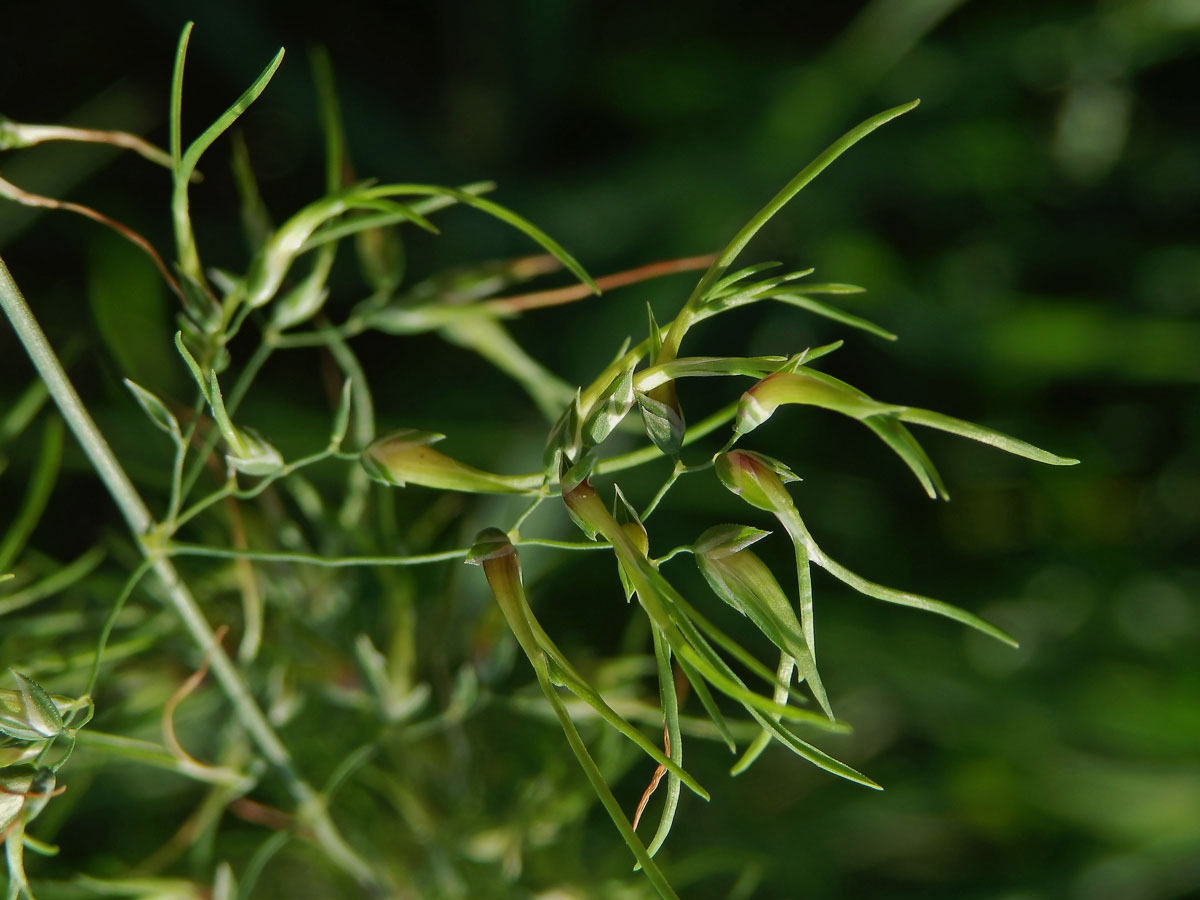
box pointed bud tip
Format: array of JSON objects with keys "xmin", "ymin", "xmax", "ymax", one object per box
[{"xmin": 466, "ymin": 527, "xmax": 516, "ymax": 566}]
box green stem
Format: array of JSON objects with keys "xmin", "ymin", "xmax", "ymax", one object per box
[
  {"xmin": 0, "ymin": 255, "xmax": 380, "ymax": 890},
  {"xmin": 655, "ymin": 100, "xmax": 920, "ymax": 367}
]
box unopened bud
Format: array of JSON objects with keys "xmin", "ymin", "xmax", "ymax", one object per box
[
  {"xmin": 735, "ymin": 372, "xmax": 904, "ymax": 435},
  {"xmin": 714, "ymin": 450, "xmax": 799, "ymax": 513},
  {"xmin": 0, "ymin": 671, "xmax": 64, "ymax": 742},
  {"xmin": 363, "ymin": 429, "xmax": 536, "ymax": 495}
]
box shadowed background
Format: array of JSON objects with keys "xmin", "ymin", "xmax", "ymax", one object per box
[{"xmin": 1, "ymin": 2, "xmax": 1198, "ymax": 898}]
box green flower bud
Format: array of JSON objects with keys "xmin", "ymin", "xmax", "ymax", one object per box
[
  {"xmin": 636, "ymin": 390, "xmax": 685, "ymax": 457},
  {"xmin": 0, "ymin": 766, "xmax": 57, "ymax": 834},
  {"xmin": 0, "ymin": 671, "xmax": 64, "ymax": 742},
  {"xmin": 613, "ymin": 486, "xmax": 649, "ymax": 601},
  {"xmin": 714, "ymin": 450, "xmax": 799, "ymax": 513},
  {"xmin": 584, "ymin": 362, "xmax": 635, "ymax": 445},
  {"xmin": 466, "ymin": 528, "xmax": 541, "ymax": 663},
  {"xmin": 226, "ymin": 428, "xmax": 284, "ymax": 477},
  {"xmin": 694, "ymin": 525, "xmax": 832, "ymax": 720},
  {"xmin": 363, "ymin": 429, "xmax": 537, "ymax": 495},
  {"xmin": 0, "ymin": 744, "xmax": 42, "ymax": 768},
  {"xmin": 734, "ymin": 372, "xmax": 904, "ymax": 435}
]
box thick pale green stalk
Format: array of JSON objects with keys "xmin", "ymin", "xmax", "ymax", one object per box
[{"xmin": 0, "ymin": 256, "xmax": 379, "ymax": 890}]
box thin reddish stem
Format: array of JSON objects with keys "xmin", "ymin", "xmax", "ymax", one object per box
[{"xmin": 486, "ymin": 254, "xmax": 717, "ymax": 314}]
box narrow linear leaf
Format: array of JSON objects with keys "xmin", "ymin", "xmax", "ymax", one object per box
[
  {"xmin": 177, "ymin": 49, "xmax": 286, "ymax": 188},
  {"xmin": 546, "ymin": 656, "xmax": 709, "ymax": 801},
  {"xmin": 329, "ymin": 380, "xmax": 353, "ymax": 449},
  {"xmin": 731, "ymin": 654, "xmax": 795, "ymax": 775},
  {"xmin": 813, "ymin": 548, "xmax": 1019, "ymax": 647},
  {"xmin": 0, "ymin": 416, "xmax": 62, "ymax": 572},
  {"xmin": 300, "ymin": 181, "xmax": 496, "ymax": 252},
  {"xmin": 786, "ymin": 366, "xmax": 947, "ymax": 498},
  {"xmin": 206, "ymin": 370, "xmax": 245, "ymax": 456},
  {"xmin": 364, "ymin": 184, "xmax": 598, "ymax": 293},
  {"xmin": 862, "ymin": 417, "xmax": 948, "ymax": 500},
  {"xmin": 897, "ymin": 407, "xmax": 1080, "ymax": 466},
  {"xmin": 664, "ymin": 585, "xmax": 830, "ymax": 721},
  {"xmin": 748, "ymin": 709, "xmax": 880, "ymax": 789},
  {"xmin": 168, "ymin": 22, "xmax": 193, "ymax": 169},
  {"xmin": 713, "ymin": 100, "xmax": 919, "ymax": 271},
  {"xmin": 674, "ymin": 655, "xmax": 736, "ymax": 753},
  {"xmin": 535, "ymin": 666, "xmax": 681, "ymax": 900},
  {"xmin": 641, "ymin": 626, "xmax": 683, "ymax": 862},
  {"xmin": 771, "ymin": 290, "xmax": 897, "ymax": 340},
  {"xmin": 173, "ymin": 331, "xmax": 210, "ymax": 402},
  {"xmin": 708, "ymin": 262, "xmax": 781, "ymax": 297}
]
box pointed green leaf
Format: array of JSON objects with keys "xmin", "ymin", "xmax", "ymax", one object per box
[
  {"xmin": 771, "ymin": 289, "xmax": 897, "ymax": 340},
  {"xmin": 585, "ymin": 360, "xmax": 636, "ymax": 444},
  {"xmin": 361, "ymin": 184, "xmax": 598, "ymax": 294},
  {"xmin": 707, "ymin": 261, "xmax": 781, "ymax": 298},
  {"xmin": 230, "ymin": 131, "xmax": 273, "ymax": 253},
  {"xmin": 329, "ymin": 379, "xmax": 353, "ymax": 449},
  {"xmin": 636, "ymin": 390, "xmax": 685, "ymax": 457},
  {"xmin": 862, "ymin": 417, "xmax": 948, "ymax": 500},
  {"xmin": 646, "ymin": 303, "xmax": 662, "ymax": 360},
  {"xmin": 207, "ymin": 370, "xmax": 246, "ymax": 455},
  {"xmin": 534, "ymin": 667, "xmax": 681, "ymax": 900},
  {"xmin": 747, "ymin": 711, "xmax": 879, "ymax": 789},
  {"xmin": 813, "ymin": 547, "xmax": 1018, "ymax": 647},
  {"xmin": 731, "ymin": 654, "xmax": 795, "ymax": 775},
  {"xmin": 11, "ymin": 671, "xmax": 63, "ymax": 739},
  {"xmin": 173, "ymin": 331, "xmax": 211, "ymax": 402},
  {"xmin": 271, "ymin": 243, "xmax": 335, "ymax": 331},
  {"xmin": 640, "ymin": 626, "xmax": 682, "ymax": 863},
  {"xmin": 546, "ymin": 656, "xmax": 709, "ymax": 801},
  {"xmin": 898, "ymin": 407, "xmax": 1080, "ymax": 466},
  {"xmin": 123, "ymin": 379, "xmax": 181, "ymax": 440},
  {"xmin": 674, "ymin": 655, "xmax": 737, "ymax": 753}
]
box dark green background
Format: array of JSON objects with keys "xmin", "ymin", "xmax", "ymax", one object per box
[{"xmin": 2, "ymin": 2, "xmax": 1197, "ymax": 898}]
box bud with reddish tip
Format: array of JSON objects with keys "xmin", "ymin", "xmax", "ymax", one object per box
[
  {"xmin": 363, "ymin": 429, "xmax": 538, "ymax": 495},
  {"xmin": 466, "ymin": 528, "xmax": 541, "ymax": 661},
  {"xmin": 714, "ymin": 450, "xmax": 799, "ymax": 513},
  {"xmin": 734, "ymin": 371, "xmax": 904, "ymax": 435}
]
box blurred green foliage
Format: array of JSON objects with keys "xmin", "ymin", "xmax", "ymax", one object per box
[{"xmin": 2, "ymin": 1, "xmax": 1198, "ymax": 898}]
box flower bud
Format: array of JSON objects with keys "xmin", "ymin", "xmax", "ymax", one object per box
[
  {"xmin": 734, "ymin": 372, "xmax": 904, "ymax": 435},
  {"xmin": 694, "ymin": 525, "xmax": 832, "ymax": 719},
  {"xmin": 363, "ymin": 429, "xmax": 536, "ymax": 494},
  {"xmin": 0, "ymin": 671, "xmax": 64, "ymax": 742},
  {"xmin": 714, "ymin": 450, "xmax": 799, "ymax": 513},
  {"xmin": 227, "ymin": 428, "xmax": 284, "ymax": 477},
  {"xmin": 612, "ymin": 486, "xmax": 649, "ymax": 601},
  {"xmin": 0, "ymin": 766, "xmax": 57, "ymax": 833},
  {"xmin": 466, "ymin": 528, "xmax": 540, "ymax": 663},
  {"xmin": 636, "ymin": 390, "xmax": 685, "ymax": 457}
]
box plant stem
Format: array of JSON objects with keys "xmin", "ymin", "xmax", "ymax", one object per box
[{"xmin": 0, "ymin": 255, "xmax": 380, "ymax": 891}]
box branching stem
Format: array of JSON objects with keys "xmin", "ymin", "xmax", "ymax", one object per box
[{"xmin": 0, "ymin": 255, "xmax": 381, "ymax": 890}]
